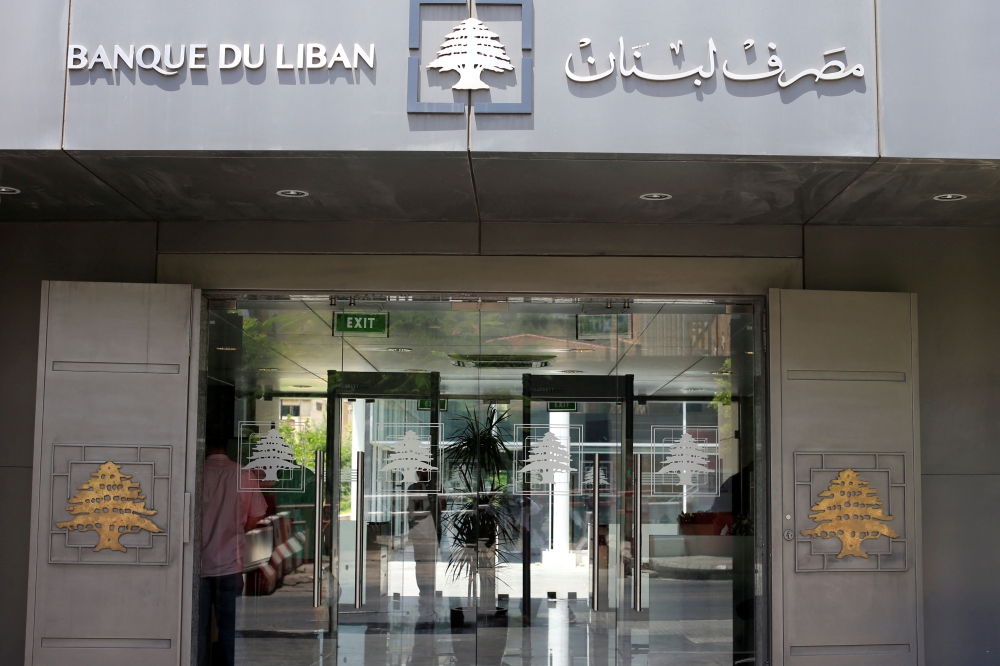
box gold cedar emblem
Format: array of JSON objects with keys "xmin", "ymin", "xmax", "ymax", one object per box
[
  {"xmin": 56, "ymin": 461, "xmax": 162, "ymax": 552},
  {"xmin": 800, "ymin": 468, "xmax": 899, "ymax": 558}
]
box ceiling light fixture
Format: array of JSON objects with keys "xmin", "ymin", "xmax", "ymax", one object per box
[
  {"xmin": 561, "ymin": 369, "xmax": 584, "ymax": 374},
  {"xmin": 451, "ymin": 354, "xmax": 554, "ymax": 369},
  {"xmin": 258, "ymin": 367, "xmax": 278, "ymax": 372},
  {"xmin": 640, "ymin": 193, "xmax": 672, "ymax": 201},
  {"xmin": 405, "ymin": 369, "xmax": 426, "ymax": 373},
  {"xmin": 682, "ymin": 388, "xmax": 702, "ymax": 392},
  {"xmin": 291, "ymin": 384, "xmax": 312, "ymax": 388},
  {"xmin": 215, "ymin": 347, "xmax": 237, "ymax": 351},
  {"xmin": 568, "ymin": 349, "xmax": 594, "ymax": 353},
  {"xmin": 0, "ymin": 186, "xmax": 21, "ymax": 194},
  {"xmin": 385, "ymin": 347, "xmax": 412, "ymax": 352},
  {"xmin": 933, "ymin": 193, "xmax": 967, "ymax": 202},
  {"xmin": 276, "ymin": 189, "xmax": 309, "ymax": 198}
]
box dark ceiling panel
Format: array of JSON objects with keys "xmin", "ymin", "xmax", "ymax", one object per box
[
  {"xmin": 471, "ymin": 156, "xmax": 874, "ymax": 224},
  {"xmin": 69, "ymin": 152, "xmax": 479, "ymax": 222},
  {"xmin": 809, "ymin": 160, "xmax": 1000, "ymax": 226},
  {"xmin": 0, "ymin": 151, "xmax": 149, "ymax": 221}
]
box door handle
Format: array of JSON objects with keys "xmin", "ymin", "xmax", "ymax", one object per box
[
  {"xmin": 313, "ymin": 450, "xmax": 325, "ymax": 608},
  {"xmin": 354, "ymin": 451, "xmax": 365, "ymax": 609},
  {"xmin": 633, "ymin": 452, "xmax": 641, "ymax": 612},
  {"xmin": 591, "ymin": 452, "xmax": 600, "ymax": 612}
]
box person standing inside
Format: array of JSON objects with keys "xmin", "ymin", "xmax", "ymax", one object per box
[{"xmin": 199, "ymin": 441, "xmax": 268, "ymax": 666}]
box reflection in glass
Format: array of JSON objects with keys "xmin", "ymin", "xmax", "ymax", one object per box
[{"xmin": 200, "ymin": 297, "xmax": 764, "ymax": 666}]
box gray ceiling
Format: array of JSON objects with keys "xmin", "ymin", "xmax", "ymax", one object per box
[{"xmin": 1, "ymin": 151, "xmax": 997, "ymax": 228}]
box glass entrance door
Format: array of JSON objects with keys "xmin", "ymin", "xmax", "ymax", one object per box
[
  {"xmin": 503, "ymin": 374, "xmax": 632, "ymax": 666},
  {"xmin": 333, "ymin": 371, "xmax": 450, "ymax": 666},
  {"xmin": 201, "ymin": 295, "xmax": 764, "ymax": 666}
]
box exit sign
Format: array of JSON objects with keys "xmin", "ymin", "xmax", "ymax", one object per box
[
  {"xmin": 334, "ymin": 312, "xmax": 388, "ymax": 337},
  {"xmin": 547, "ymin": 402, "xmax": 577, "ymax": 412},
  {"xmin": 417, "ymin": 399, "xmax": 448, "ymax": 411}
]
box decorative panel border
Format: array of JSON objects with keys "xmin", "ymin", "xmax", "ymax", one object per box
[
  {"xmin": 794, "ymin": 452, "xmax": 906, "ymax": 572},
  {"xmin": 50, "ymin": 444, "xmax": 171, "ymax": 565}
]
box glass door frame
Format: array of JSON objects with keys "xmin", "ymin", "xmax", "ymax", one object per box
[
  {"xmin": 328, "ymin": 370, "xmax": 442, "ymax": 636},
  {"xmin": 520, "ymin": 373, "xmax": 635, "ymax": 619}
]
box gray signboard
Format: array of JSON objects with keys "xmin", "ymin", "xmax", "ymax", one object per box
[{"xmin": 59, "ymin": 0, "xmax": 877, "ymax": 156}]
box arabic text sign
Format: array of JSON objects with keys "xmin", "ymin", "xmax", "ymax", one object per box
[{"xmin": 566, "ymin": 36, "xmax": 863, "ymax": 90}]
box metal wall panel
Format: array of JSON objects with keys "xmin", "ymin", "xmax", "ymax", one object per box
[
  {"xmin": 58, "ymin": 0, "xmax": 875, "ymax": 156},
  {"xmin": 62, "ymin": 0, "xmax": 467, "ymax": 151},
  {"xmin": 470, "ymin": 0, "xmax": 877, "ymax": 156},
  {"xmin": 156, "ymin": 253, "xmax": 803, "ymax": 294},
  {"xmin": 24, "ymin": 282, "xmax": 198, "ymax": 665},
  {"xmin": 0, "ymin": 5, "xmax": 70, "ymax": 149},
  {"xmin": 878, "ymin": 2, "xmax": 1000, "ymax": 158},
  {"xmin": 769, "ymin": 289, "xmax": 923, "ymax": 666}
]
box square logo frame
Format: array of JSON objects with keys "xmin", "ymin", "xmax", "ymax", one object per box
[{"xmin": 407, "ymin": 0, "xmax": 533, "ymax": 114}]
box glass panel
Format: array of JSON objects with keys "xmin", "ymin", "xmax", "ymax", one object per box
[
  {"xmin": 475, "ymin": 304, "xmax": 625, "ymax": 666},
  {"xmin": 200, "ymin": 301, "xmax": 337, "ymax": 666},
  {"xmin": 199, "ymin": 295, "xmax": 765, "ymax": 666},
  {"xmin": 619, "ymin": 304, "xmax": 763, "ymax": 666},
  {"xmin": 334, "ymin": 301, "xmax": 482, "ymax": 666}
]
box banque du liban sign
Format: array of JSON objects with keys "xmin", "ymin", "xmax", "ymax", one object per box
[
  {"xmin": 66, "ymin": 15, "xmax": 865, "ymax": 112},
  {"xmin": 67, "ymin": 43, "xmax": 376, "ymax": 76}
]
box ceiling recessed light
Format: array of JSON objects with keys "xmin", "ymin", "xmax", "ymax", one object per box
[
  {"xmin": 385, "ymin": 347, "xmax": 412, "ymax": 352},
  {"xmin": 640, "ymin": 193, "xmax": 672, "ymax": 201},
  {"xmin": 451, "ymin": 354, "xmax": 554, "ymax": 369},
  {"xmin": 277, "ymin": 189, "xmax": 310, "ymax": 198},
  {"xmin": 933, "ymin": 193, "xmax": 967, "ymax": 202},
  {"xmin": 0, "ymin": 186, "xmax": 20, "ymax": 194}
]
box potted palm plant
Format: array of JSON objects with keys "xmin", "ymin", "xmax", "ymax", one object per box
[{"xmin": 444, "ymin": 405, "xmax": 519, "ymax": 666}]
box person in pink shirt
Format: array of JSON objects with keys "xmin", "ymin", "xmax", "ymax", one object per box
[{"xmin": 199, "ymin": 442, "xmax": 267, "ymax": 666}]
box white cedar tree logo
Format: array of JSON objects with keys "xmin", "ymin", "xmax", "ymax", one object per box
[
  {"xmin": 800, "ymin": 468, "xmax": 900, "ymax": 558},
  {"xmin": 381, "ymin": 430, "xmax": 436, "ymax": 484},
  {"xmin": 56, "ymin": 461, "xmax": 162, "ymax": 552},
  {"xmin": 657, "ymin": 433, "xmax": 712, "ymax": 486},
  {"xmin": 520, "ymin": 431, "xmax": 575, "ymax": 484},
  {"xmin": 245, "ymin": 427, "xmax": 299, "ymax": 482},
  {"xmin": 583, "ymin": 465, "xmax": 610, "ymax": 489},
  {"xmin": 427, "ymin": 17, "xmax": 514, "ymax": 90}
]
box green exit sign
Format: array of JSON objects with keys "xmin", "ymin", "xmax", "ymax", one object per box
[
  {"xmin": 334, "ymin": 312, "xmax": 388, "ymax": 337},
  {"xmin": 547, "ymin": 402, "xmax": 577, "ymax": 412},
  {"xmin": 417, "ymin": 399, "xmax": 448, "ymax": 411}
]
